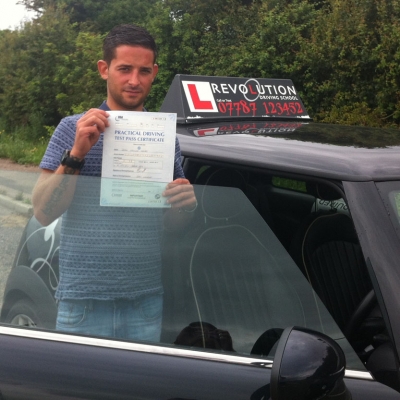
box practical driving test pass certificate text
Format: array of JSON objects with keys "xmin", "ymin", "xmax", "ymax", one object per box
[{"xmin": 100, "ymin": 111, "xmax": 177, "ymax": 208}]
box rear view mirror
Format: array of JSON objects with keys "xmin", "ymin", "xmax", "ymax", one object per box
[{"xmin": 271, "ymin": 326, "xmax": 352, "ymax": 400}]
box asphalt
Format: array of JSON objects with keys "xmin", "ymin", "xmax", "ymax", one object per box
[
  {"xmin": 0, "ymin": 191, "xmax": 33, "ymax": 217},
  {"xmin": 0, "ymin": 170, "xmax": 39, "ymax": 217}
]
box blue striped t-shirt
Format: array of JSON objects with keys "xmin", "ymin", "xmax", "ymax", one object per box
[{"xmin": 40, "ymin": 102, "xmax": 185, "ymax": 300}]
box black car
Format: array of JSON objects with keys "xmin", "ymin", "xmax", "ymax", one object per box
[{"xmin": 1, "ymin": 75, "xmax": 400, "ymax": 399}]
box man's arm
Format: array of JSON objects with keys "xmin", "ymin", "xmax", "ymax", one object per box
[
  {"xmin": 32, "ymin": 167, "xmax": 80, "ymax": 226},
  {"xmin": 33, "ymin": 109, "xmax": 109, "ymax": 226}
]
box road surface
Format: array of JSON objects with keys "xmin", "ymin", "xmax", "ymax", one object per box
[
  {"xmin": 0, "ymin": 204, "xmax": 29, "ymax": 309},
  {"xmin": 0, "ymin": 166, "xmax": 38, "ymax": 309}
]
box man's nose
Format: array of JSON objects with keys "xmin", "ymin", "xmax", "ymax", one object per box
[{"xmin": 128, "ymin": 72, "xmax": 140, "ymax": 86}]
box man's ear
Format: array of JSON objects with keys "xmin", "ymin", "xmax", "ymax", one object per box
[
  {"xmin": 152, "ymin": 64, "xmax": 159, "ymax": 82},
  {"xmin": 97, "ymin": 60, "xmax": 108, "ymax": 80}
]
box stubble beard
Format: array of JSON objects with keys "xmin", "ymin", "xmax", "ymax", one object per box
[
  {"xmin": 115, "ymin": 92, "xmax": 145, "ymax": 111},
  {"xmin": 108, "ymin": 82, "xmax": 147, "ymax": 111}
]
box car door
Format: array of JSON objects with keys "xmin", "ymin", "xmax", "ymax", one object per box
[{"xmin": 1, "ymin": 170, "xmax": 400, "ymax": 399}]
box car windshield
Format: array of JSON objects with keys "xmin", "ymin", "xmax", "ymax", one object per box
[{"xmin": 0, "ymin": 170, "xmax": 365, "ymax": 370}]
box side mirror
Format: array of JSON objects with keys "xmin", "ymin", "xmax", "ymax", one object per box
[{"xmin": 270, "ymin": 326, "xmax": 352, "ymax": 400}]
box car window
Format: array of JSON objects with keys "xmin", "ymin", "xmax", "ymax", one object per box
[
  {"xmin": 0, "ymin": 170, "xmax": 368, "ymax": 372},
  {"xmin": 164, "ymin": 183, "xmax": 345, "ymax": 354},
  {"xmin": 271, "ymin": 176, "xmax": 307, "ymax": 193}
]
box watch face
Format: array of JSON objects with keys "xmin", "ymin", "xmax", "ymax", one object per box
[
  {"xmin": 61, "ymin": 150, "xmax": 69, "ymax": 165},
  {"xmin": 60, "ymin": 149, "xmax": 69, "ymax": 165}
]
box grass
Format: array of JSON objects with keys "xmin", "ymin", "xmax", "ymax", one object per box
[{"xmin": 0, "ymin": 131, "xmax": 47, "ymax": 165}]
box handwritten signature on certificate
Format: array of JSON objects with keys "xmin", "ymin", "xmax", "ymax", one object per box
[{"xmin": 100, "ymin": 111, "xmax": 177, "ymax": 208}]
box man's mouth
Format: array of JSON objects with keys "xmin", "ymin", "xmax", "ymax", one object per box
[{"xmin": 124, "ymin": 88, "xmax": 142, "ymax": 95}]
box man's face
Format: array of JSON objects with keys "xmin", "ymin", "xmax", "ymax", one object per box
[{"xmin": 98, "ymin": 45, "xmax": 158, "ymax": 111}]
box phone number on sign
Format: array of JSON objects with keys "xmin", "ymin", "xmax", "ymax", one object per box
[{"xmin": 217, "ymin": 100, "xmax": 304, "ymax": 116}]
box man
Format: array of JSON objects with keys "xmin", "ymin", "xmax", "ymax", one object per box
[{"xmin": 32, "ymin": 24, "xmax": 196, "ymax": 342}]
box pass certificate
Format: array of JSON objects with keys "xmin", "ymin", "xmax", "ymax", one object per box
[{"xmin": 100, "ymin": 111, "xmax": 177, "ymax": 208}]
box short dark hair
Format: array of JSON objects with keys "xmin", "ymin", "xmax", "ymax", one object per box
[{"xmin": 102, "ymin": 24, "xmax": 158, "ymax": 65}]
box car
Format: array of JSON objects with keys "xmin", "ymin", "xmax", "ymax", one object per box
[{"xmin": 1, "ymin": 74, "xmax": 400, "ymax": 399}]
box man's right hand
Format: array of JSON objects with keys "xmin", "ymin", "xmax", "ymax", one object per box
[
  {"xmin": 33, "ymin": 108, "xmax": 109, "ymax": 226},
  {"xmin": 71, "ymin": 109, "xmax": 110, "ymax": 159}
]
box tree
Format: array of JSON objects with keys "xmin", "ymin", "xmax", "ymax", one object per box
[
  {"xmin": 300, "ymin": 0, "xmax": 400, "ymax": 126},
  {"xmin": 55, "ymin": 31, "xmax": 105, "ymax": 115},
  {"xmin": 17, "ymin": 0, "xmax": 57, "ymax": 14},
  {"xmin": 146, "ymin": 0, "xmax": 253, "ymax": 110},
  {"xmin": 0, "ymin": 8, "xmax": 77, "ymax": 138},
  {"xmin": 68, "ymin": 0, "xmax": 159, "ymax": 33},
  {"xmin": 20, "ymin": 0, "xmax": 158, "ymax": 33},
  {"xmin": 6, "ymin": 0, "xmax": 400, "ymax": 130}
]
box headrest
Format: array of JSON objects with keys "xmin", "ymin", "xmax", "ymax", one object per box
[
  {"xmin": 197, "ymin": 168, "xmax": 247, "ymax": 220},
  {"xmin": 305, "ymin": 213, "xmax": 358, "ymax": 250}
]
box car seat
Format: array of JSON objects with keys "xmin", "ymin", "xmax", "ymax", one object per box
[{"xmin": 289, "ymin": 182, "xmax": 384, "ymax": 354}]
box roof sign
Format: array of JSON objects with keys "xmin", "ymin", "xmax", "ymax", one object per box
[{"xmin": 160, "ymin": 75, "xmax": 311, "ymax": 123}]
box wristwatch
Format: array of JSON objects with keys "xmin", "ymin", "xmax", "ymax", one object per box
[{"xmin": 60, "ymin": 150, "xmax": 85, "ymax": 171}]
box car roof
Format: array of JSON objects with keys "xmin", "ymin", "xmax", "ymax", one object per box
[{"xmin": 177, "ymin": 121, "xmax": 400, "ymax": 182}]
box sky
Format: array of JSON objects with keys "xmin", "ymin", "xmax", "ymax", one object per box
[{"xmin": 0, "ymin": 0, "xmax": 36, "ymax": 30}]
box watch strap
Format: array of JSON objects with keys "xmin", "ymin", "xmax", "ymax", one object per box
[{"xmin": 60, "ymin": 150, "xmax": 85, "ymax": 170}]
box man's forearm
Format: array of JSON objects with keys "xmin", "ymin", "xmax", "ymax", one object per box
[{"xmin": 32, "ymin": 167, "xmax": 79, "ymax": 226}]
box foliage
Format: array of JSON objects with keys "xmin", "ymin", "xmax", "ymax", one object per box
[
  {"xmin": 55, "ymin": 31, "xmax": 105, "ymax": 115},
  {"xmin": 3, "ymin": 0, "xmax": 400, "ymax": 162},
  {"xmin": 70, "ymin": 0, "xmax": 159, "ymax": 33},
  {"xmin": 300, "ymin": 0, "xmax": 400, "ymax": 126},
  {"xmin": 0, "ymin": 8, "xmax": 76, "ymax": 140},
  {"xmin": 19, "ymin": 0, "xmax": 159, "ymax": 32},
  {"xmin": 0, "ymin": 127, "xmax": 47, "ymax": 164},
  {"xmin": 18, "ymin": 0, "xmax": 56, "ymax": 14},
  {"xmin": 146, "ymin": 0, "xmax": 318, "ymax": 110}
]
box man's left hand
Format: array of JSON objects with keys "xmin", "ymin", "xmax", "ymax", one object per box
[{"xmin": 163, "ymin": 178, "xmax": 197, "ymax": 211}]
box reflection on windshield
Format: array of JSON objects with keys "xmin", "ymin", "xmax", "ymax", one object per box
[
  {"xmin": 278, "ymin": 123, "xmax": 400, "ymax": 149},
  {"xmin": 163, "ymin": 184, "xmax": 343, "ymax": 355},
  {"xmin": 0, "ymin": 173, "xmax": 364, "ymax": 370}
]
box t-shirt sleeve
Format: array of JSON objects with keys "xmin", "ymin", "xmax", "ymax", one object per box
[
  {"xmin": 173, "ymin": 136, "xmax": 185, "ymax": 180},
  {"xmin": 39, "ymin": 116, "xmax": 78, "ymax": 171}
]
